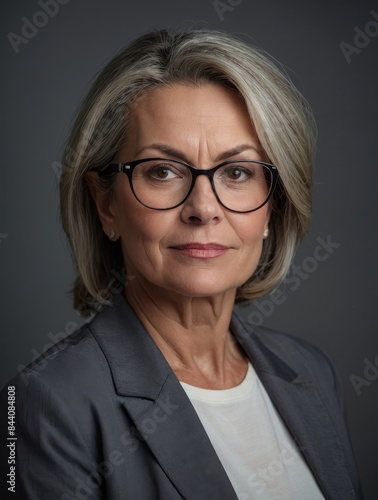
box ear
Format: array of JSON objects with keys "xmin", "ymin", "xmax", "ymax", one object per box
[{"xmin": 85, "ymin": 172, "xmax": 119, "ymax": 240}]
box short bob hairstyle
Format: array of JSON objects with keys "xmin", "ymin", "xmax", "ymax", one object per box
[{"xmin": 59, "ymin": 28, "xmax": 315, "ymax": 317}]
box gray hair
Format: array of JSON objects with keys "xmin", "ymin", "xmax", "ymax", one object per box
[{"xmin": 59, "ymin": 28, "xmax": 316, "ymax": 316}]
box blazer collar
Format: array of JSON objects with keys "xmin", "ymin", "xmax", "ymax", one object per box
[
  {"xmin": 231, "ymin": 312, "xmax": 299, "ymax": 381},
  {"xmin": 89, "ymin": 293, "xmax": 172, "ymax": 400},
  {"xmin": 89, "ymin": 293, "xmax": 301, "ymax": 399}
]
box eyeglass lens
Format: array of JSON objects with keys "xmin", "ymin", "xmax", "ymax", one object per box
[{"xmin": 131, "ymin": 160, "xmax": 273, "ymax": 212}]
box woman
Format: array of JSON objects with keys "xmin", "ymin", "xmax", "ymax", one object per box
[{"xmin": 0, "ymin": 29, "xmax": 362, "ymax": 499}]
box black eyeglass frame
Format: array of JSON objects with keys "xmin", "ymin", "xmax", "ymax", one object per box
[{"xmin": 92, "ymin": 157, "xmax": 279, "ymax": 213}]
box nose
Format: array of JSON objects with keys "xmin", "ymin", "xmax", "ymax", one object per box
[{"xmin": 180, "ymin": 175, "xmax": 224, "ymax": 225}]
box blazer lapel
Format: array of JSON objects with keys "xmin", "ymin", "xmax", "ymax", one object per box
[
  {"xmin": 123, "ymin": 372, "xmax": 239, "ymax": 499},
  {"xmin": 90, "ymin": 294, "xmax": 238, "ymax": 500},
  {"xmin": 231, "ymin": 313, "xmax": 359, "ymax": 500}
]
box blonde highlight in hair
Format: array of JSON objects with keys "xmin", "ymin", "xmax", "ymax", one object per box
[{"xmin": 59, "ymin": 28, "xmax": 315, "ymax": 316}]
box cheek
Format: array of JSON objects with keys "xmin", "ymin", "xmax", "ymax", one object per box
[
  {"xmin": 119, "ymin": 210, "xmax": 166, "ymax": 254},
  {"xmin": 232, "ymin": 213, "xmax": 268, "ymax": 278},
  {"xmin": 111, "ymin": 185, "xmax": 174, "ymax": 263},
  {"xmin": 238, "ymin": 226, "xmax": 266, "ymax": 283},
  {"xmin": 111, "ymin": 179, "xmax": 153, "ymax": 237},
  {"xmin": 119, "ymin": 215, "xmax": 165, "ymax": 277},
  {"xmin": 234, "ymin": 210, "xmax": 268, "ymax": 248}
]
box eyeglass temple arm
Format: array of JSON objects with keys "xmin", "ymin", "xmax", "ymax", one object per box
[{"xmin": 92, "ymin": 162, "xmax": 130, "ymax": 177}]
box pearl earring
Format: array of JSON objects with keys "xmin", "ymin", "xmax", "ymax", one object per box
[
  {"xmin": 263, "ymin": 228, "xmax": 269, "ymax": 238},
  {"xmin": 109, "ymin": 228, "xmax": 116, "ymax": 240}
]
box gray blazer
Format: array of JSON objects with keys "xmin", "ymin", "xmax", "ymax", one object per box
[{"xmin": 0, "ymin": 294, "xmax": 362, "ymax": 499}]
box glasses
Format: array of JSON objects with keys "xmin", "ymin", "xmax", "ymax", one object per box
[{"xmin": 92, "ymin": 157, "xmax": 278, "ymax": 213}]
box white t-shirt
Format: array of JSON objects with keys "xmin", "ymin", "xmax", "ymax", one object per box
[{"xmin": 180, "ymin": 362, "xmax": 325, "ymax": 500}]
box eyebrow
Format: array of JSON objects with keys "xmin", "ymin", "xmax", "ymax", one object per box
[{"xmin": 134, "ymin": 143, "xmax": 262, "ymax": 163}]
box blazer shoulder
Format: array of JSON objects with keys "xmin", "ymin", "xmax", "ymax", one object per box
[
  {"xmin": 234, "ymin": 310, "xmax": 326, "ymax": 354},
  {"xmin": 232, "ymin": 312, "xmax": 339, "ymax": 387},
  {"xmin": 1, "ymin": 320, "xmax": 109, "ymax": 395},
  {"xmin": 257, "ymin": 324, "xmax": 331, "ymax": 365}
]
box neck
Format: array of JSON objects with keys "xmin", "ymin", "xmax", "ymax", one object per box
[{"xmin": 125, "ymin": 279, "xmax": 248, "ymax": 389}]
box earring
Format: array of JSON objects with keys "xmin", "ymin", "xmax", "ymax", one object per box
[
  {"xmin": 109, "ymin": 228, "xmax": 116, "ymax": 240},
  {"xmin": 263, "ymin": 228, "xmax": 269, "ymax": 238}
]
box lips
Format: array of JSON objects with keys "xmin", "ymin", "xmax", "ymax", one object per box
[{"xmin": 170, "ymin": 243, "xmax": 229, "ymax": 259}]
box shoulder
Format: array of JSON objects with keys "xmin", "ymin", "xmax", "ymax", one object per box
[
  {"xmin": 1, "ymin": 318, "xmax": 111, "ymax": 400},
  {"xmin": 0, "ymin": 318, "xmax": 118, "ymax": 498},
  {"xmin": 233, "ymin": 309, "xmax": 330, "ymax": 362},
  {"xmin": 232, "ymin": 311, "xmax": 341, "ymax": 394},
  {"xmin": 256, "ymin": 323, "xmax": 332, "ymax": 369},
  {"xmin": 0, "ymin": 315, "xmax": 119, "ymax": 462}
]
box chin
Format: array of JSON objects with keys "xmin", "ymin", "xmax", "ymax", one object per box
[{"xmin": 161, "ymin": 272, "xmax": 242, "ymax": 299}]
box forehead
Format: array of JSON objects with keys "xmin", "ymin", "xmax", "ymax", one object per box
[
  {"xmin": 136, "ymin": 83, "xmax": 252, "ymax": 123},
  {"xmin": 125, "ymin": 83, "xmax": 259, "ymax": 156}
]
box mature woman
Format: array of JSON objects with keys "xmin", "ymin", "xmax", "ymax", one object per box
[{"xmin": 0, "ymin": 29, "xmax": 362, "ymax": 499}]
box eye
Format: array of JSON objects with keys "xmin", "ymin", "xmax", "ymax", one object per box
[
  {"xmin": 148, "ymin": 163, "xmax": 182, "ymax": 180},
  {"xmin": 227, "ymin": 167, "xmax": 246, "ymax": 180},
  {"xmin": 221, "ymin": 165, "xmax": 254, "ymax": 182}
]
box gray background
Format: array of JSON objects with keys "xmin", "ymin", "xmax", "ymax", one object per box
[{"xmin": 1, "ymin": 0, "xmax": 377, "ymax": 497}]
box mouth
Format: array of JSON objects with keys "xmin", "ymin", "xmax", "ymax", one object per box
[{"xmin": 170, "ymin": 243, "xmax": 229, "ymax": 259}]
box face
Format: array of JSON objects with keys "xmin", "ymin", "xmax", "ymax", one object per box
[{"xmin": 91, "ymin": 83, "xmax": 270, "ymax": 300}]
